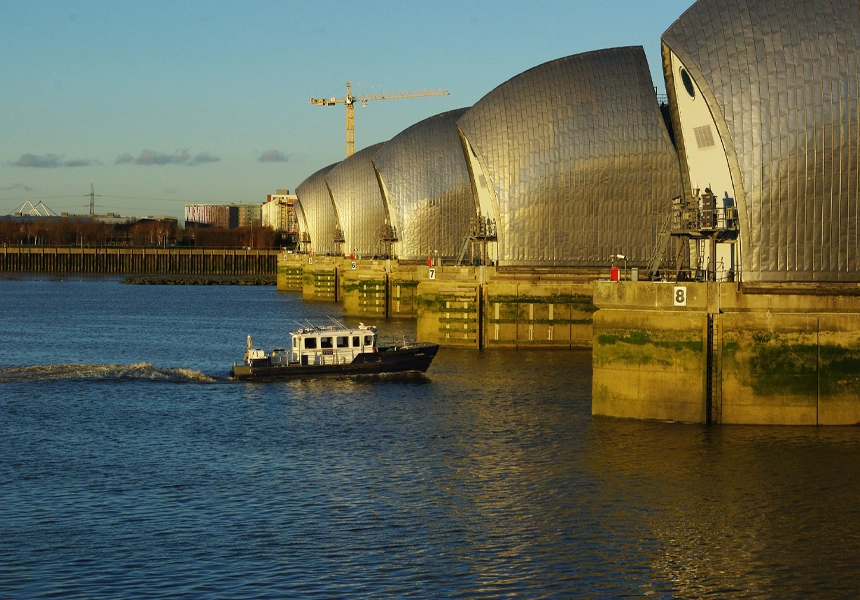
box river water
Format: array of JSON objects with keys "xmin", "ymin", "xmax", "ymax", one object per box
[{"xmin": 1, "ymin": 277, "xmax": 859, "ymax": 598}]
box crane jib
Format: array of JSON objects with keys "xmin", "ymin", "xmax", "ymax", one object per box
[{"xmin": 309, "ymin": 80, "xmax": 449, "ymax": 157}]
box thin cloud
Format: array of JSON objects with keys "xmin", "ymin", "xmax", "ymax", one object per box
[
  {"xmin": 14, "ymin": 153, "xmax": 61, "ymax": 168},
  {"xmin": 116, "ymin": 150, "xmax": 221, "ymax": 166},
  {"xmin": 259, "ymin": 149, "xmax": 288, "ymax": 163},
  {"xmin": 1, "ymin": 183, "xmax": 33, "ymax": 192},
  {"xmin": 64, "ymin": 158, "xmax": 100, "ymax": 167},
  {"xmin": 12, "ymin": 153, "xmax": 96, "ymax": 168},
  {"xmin": 190, "ymin": 152, "xmax": 219, "ymax": 165},
  {"xmin": 137, "ymin": 150, "xmax": 190, "ymax": 166}
]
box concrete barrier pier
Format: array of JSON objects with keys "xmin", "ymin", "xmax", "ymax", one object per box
[{"xmin": 592, "ymin": 281, "xmax": 860, "ymax": 425}]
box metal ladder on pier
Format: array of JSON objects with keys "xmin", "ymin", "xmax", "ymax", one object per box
[
  {"xmin": 455, "ymin": 236, "xmax": 471, "ymax": 266},
  {"xmin": 705, "ymin": 314, "xmax": 721, "ymax": 424},
  {"xmin": 646, "ymin": 213, "xmax": 672, "ymax": 279}
]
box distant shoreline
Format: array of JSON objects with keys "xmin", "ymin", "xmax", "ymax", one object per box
[{"xmin": 122, "ymin": 275, "xmax": 276, "ymax": 285}]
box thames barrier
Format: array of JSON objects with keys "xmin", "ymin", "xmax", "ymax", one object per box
[
  {"xmin": 7, "ymin": 0, "xmax": 860, "ymax": 426},
  {"xmin": 277, "ymin": 0, "xmax": 860, "ymax": 426}
]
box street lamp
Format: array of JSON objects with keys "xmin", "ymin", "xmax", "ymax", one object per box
[{"xmin": 614, "ymin": 254, "xmax": 628, "ymax": 279}]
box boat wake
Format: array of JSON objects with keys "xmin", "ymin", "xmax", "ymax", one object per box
[{"xmin": 0, "ymin": 363, "xmax": 217, "ymax": 383}]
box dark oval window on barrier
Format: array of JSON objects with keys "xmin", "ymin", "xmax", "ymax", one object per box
[{"xmin": 680, "ymin": 68, "xmax": 695, "ymax": 98}]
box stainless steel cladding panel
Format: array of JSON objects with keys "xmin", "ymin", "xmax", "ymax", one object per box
[
  {"xmin": 294, "ymin": 200, "xmax": 309, "ymax": 239},
  {"xmin": 325, "ymin": 143, "xmax": 387, "ymax": 258},
  {"xmin": 373, "ymin": 109, "xmax": 475, "ymax": 261},
  {"xmin": 457, "ymin": 47, "xmax": 681, "ymax": 268},
  {"xmin": 663, "ymin": 0, "xmax": 860, "ymax": 282},
  {"xmin": 295, "ymin": 162, "xmax": 340, "ymax": 255}
]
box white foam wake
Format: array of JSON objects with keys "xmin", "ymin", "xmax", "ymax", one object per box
[{"xmin": 0, "ymin": 363, "xmax": 216, "ymax": 383}]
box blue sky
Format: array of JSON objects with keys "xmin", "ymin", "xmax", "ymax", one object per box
[{"xmin": 1, "ymin": 0, "xmax": 693, "ymax": 221}]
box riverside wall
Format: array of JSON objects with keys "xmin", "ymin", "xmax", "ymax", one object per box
[
  {"xmin": 415, "ymin": 267, "xmax": 597, "ymax": 349},
  {"xmin": 278, "ymin": 258, "xmax": 600, "ymax": 348},
  {"xmin": 339, "ymin": 261, "xmax": 420, "ymax": 319},
  {"xmin": 0, "ymin": 246, "xmax": 279, "ymax": 275},
  {"xmin": 300, "ymin": 255, "xmax": 340, "ymax": 302},
  {"xmin": 416, "ymin": 266, "xmax": 484, "ymax": 347},
  {"xmin": 592, "ymin": 281, "xmax": 860, "ymax": 425},
  {"xmin": 257, "ymin": 258, "xmax": 860, "ymax": 425},
  {"xmin": 277, "ymin": 253, "xmax": 304, "ymax": 291},
  {"xmin": 279, "ymin": 254, "xmax": 421, "ymax": 316}
]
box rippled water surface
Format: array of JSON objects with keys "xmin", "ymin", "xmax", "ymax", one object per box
[{"xmin": 2, "ymin": 278, "xmax": 860, "ymax": 598}]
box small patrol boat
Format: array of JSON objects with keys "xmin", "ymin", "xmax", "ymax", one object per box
[{"xmin": 230, "ymin": 321, "xmax": 439, "ymax": 380}]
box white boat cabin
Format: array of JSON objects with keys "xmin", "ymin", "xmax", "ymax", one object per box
[{"xmin": 245, "ymin": 323, "xmax": 378, "ymax": 367}]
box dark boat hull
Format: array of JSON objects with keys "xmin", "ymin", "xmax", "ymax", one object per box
[{"xmin": 230, "ymin": 342, "xmax": 439, "ymax": 380}]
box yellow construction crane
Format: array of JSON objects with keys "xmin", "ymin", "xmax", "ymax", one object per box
[{"xmin": 310, "ymin": 81, "xmax": 449, "ymax": 157}]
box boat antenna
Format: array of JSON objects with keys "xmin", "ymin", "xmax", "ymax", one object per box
[
  {"xmin": 297, "ymin": 319, "xmax": 317, "ymax": 331},
  {"xmin": 328, "ymin": 316, "xmax": 347, "ymax": 329}
]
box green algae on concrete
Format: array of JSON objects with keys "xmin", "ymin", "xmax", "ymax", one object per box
[
  {"xmin": 416, "ymin": 279, "xmax": 481, "ymax": 348},
  {"xmin": 594, "ymin": 280, "xmax": 860, "ymax": 425},
  {"xmin": 278, "ymin": 265, "xmax": 303, "ymax": 291},
  {"xmin": 596, "ymin": 329, "xmax": 704, "ymax": 359},
  {"xmin": 340, "ymin": 262, "xmax": 387, "ymax": 317},
  {"xmin": 719, "ymin": 312, "xmax": 860, "ymax": 425},
  {"xmin": 415, "ymin": 267, "xmax": 598, "ymax": 348},
  {"xmin": 388, "ymin": 277, "xmax": 419, "ymax": 318},
  {"xmin": 592, "ymin": 310, "xmax": 707, "ymax": 423},
  {"xmin": 719, "ymin": 314, "xmax": 820, "ymax": 425},
  {"xmin": 353, "ymin": 278, "xmax": 387, "ymax": 317},
  {"xmin": 277, "ymin": 253, "xmax": 305, "ymax": 291},
  {"xmin": 301, "ymin": 259, "xmax": 340, "ymax": 302},
  {"xmin": 337, "ymin": 260, "xmax": 419, "ymax": 318},
  {"xmin": 819, "ymin": 344, "xmax": 860, "ymax": 396},
  {"xmin": 818, "ymin": 335, "xmax": 860, "ymax": 425},
  {"xmin": 818, "ymin": 315, "xmax": 860, "ymax": 424},
  {"xmin": 484, "ymin": 282, "xmax": 596, "ymax": 348}
]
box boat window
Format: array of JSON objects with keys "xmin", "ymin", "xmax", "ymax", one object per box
[
  {"xmin": 320, "ymin": 337, "xmax": 333, "ymax": 349},
  {"xmin": 364, "ymin": 335, "xmax": 374, "ymax": 346},
  {"xmin": 337, "ymin": 336, "xmax": 349, "ymax": 348},
  {"xmin": 304, "ymin": 337, "xmax": 317, "ymax": 349},
  {"xmin": 352, "ymin": 336, "xmax": 360, "ymax": 347},
  {"xmin": 292, "ymin": 336, "xmax": 298, "ymax": 349}
]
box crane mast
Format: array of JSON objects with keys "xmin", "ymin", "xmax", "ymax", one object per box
[{"xmin": 310, "ymin": 81, "xmax": 449, "ymax": 157}]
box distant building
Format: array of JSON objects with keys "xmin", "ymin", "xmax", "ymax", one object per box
[
  {"xmin": 185, "ymin": 204, "xmax": 232, "ymax": 228},
  {"xmin": 238, "ymin": 204, "xmax": 262, "ymax": 227},
  {"xmin": 60, "ymin": 213, "xmax": 129, "ymax": 225},
  {"xmin": 10, "ymin": 200, "xmax": 57, "ymax": 218},
  {"xmin": 261, "ymin": 190, "xmax": 298, "ymax": 233},
  {"xmin": 185, "ymin": 203, "xmax": 264, "ymax": 229},
  {"xmin": 7, "ymin": 200, "xmax": 130, "ymax": 225}
]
